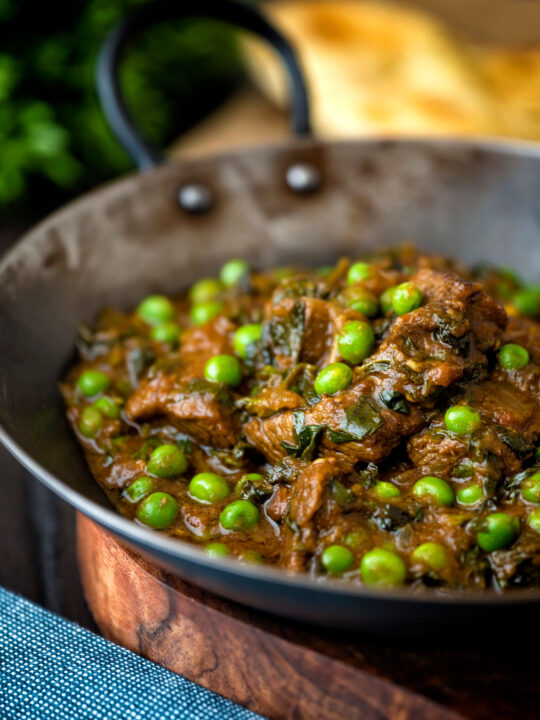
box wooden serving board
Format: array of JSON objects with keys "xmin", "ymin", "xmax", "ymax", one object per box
[{"xmin": 77, "ymin": 514, "xmax": 539, "ymax": 720}]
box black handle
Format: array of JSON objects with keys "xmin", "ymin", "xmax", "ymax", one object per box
[{"xmin": 97, "ymin": 0, "xmax": 311, "ymax": 170}]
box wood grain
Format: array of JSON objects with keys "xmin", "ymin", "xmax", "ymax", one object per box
[{"xmin": 77, "ymin": 514, "xmax": 540, "ymax": 720}]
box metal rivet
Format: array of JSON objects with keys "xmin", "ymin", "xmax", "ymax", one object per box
[
  {"xmin": 286, "ymin": 163, "xmax": 322, "ymax": 194},
  {"xmin": 178, "ymin": 184, "xmax": 213, "ymax": 214}
]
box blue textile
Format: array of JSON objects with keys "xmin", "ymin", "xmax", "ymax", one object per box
[{"xmin": 0, "ymin": 587, "xmax": 265, "ymax": 720}]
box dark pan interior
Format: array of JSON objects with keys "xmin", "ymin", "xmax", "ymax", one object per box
[{"xmin": 1, "ymin": 138, "xmax": 540, "ymax": 633}]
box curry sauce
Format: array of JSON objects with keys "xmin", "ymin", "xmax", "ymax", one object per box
[{"xmin": 62, "ymin": 246, "xmax": 540, "ymax": 590}]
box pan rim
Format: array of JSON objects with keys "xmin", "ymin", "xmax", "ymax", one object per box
[
  {"xmin": 4, "ymin": 132, "xmax": 540, "ymax": 274},
  {"xmin": 2, "ymin": 133, "xmax": 540, "ymax": 606}
]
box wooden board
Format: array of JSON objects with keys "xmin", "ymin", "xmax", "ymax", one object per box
[{"xmin": 77, "ymin": 514, "xmax": 540, "ymax": 720}]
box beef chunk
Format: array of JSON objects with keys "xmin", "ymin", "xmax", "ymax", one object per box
[
  {"xmin": 245, "ymin": 269, "xmax": 507, "ymax": 468},
  {"xmin": 265, "ymin": 293, "xmax": 367, "ymax": 370},
  {"xmin": 369, "ymin": 268, "xmax": 507, "ymax": 403},
  {"xmin": 178, "ymin": 315, "xmax": 235, "ymax": 379},
  {"xmin": 126, "ymin": 375, "xmax": 237, "ymax": 447},
  {"xmin": 281, "ymin": 457, "xmax": 342, "ymax": 571}
]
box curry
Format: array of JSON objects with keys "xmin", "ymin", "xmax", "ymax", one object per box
[{"xmin": 62, "ymin": 245, "xmax": 540, "ymax": 590}]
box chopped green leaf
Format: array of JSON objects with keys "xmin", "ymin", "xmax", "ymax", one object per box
[
  {"xmin": 330, "ymin": 479, "xmax": 357, "ymax": 509},
  {"xmin": 269, "ymin": 299, "xmax": 305, "ymax": 362},
  {"xmin": 339, "ymin": 397, "xmax": 384, "ymax": 441},
  {"xmin": 280, "ymin": 410, "xmax": 325, "ymax": 461},
  {"xmin": 326, "ymin": 428, "xmax": 357, "ymax": 444},
  {"xmin": 379, "ymin": 390, "xmax": 410, "ymax": 414},
  {"xmin": 495, "ymin": 427, "xmax": 534, "ymax": 459}
]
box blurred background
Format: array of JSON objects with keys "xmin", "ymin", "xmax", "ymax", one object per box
[{"xmin": 3, "ymin": 0, "xmax": 540, "ymax": 232}]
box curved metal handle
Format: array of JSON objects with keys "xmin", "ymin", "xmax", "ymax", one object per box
[{"xmin": 97, "ymin": 0, "xmax": 311, "ymax": 170}]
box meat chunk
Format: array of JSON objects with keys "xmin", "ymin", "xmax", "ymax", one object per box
[
  {"xmin": 408, "ymin": 430, "xmax": 468, "ymax": 475},
  {"xmin": 281, "ymin": 458, "xmax": 342, "ymax": 571},
  {"xmin": 265, "ymin": 293, "xmax": 366, "ymax": 370},
  {"xmin": 408, "ymin": 362, "xmax": 540, "ymax": 481},
  {"xmin": 370, "ymin": 268, "xmax": 507, "ymax": 402},
  {"xmin": 245, "ymin": 269, "xmax": 507, "ymax": 468},
  {"xmin": 179, "ymin": 315, "xmax": 235, "ymax": 379},
  {"xmin": 244, "ymin": 413, "xmax": 296, "ymax": 463},
  {"xmin": 124, "ymin": 315, "xmax": 238, "ymax": 447},
  {"xmin": 505, "ymin": 315, "xmax": 540, "ymax": 364},
  {"xmin": 470, "ymin": 371, "xmax": 540, "ymax": 440},
  {"xmin": 125, "ymin": 375, "xmax": 237, "ymax": 447},
  {"xmin": 239, "ymin": 386, "xmax": 304, "ymax": 419}
]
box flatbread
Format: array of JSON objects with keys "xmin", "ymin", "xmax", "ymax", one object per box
[
  {"xmin": 475, "ymin": 47, "xmax": 540, "ymax": 140},
  {"xmin": 242, "ymin": 1, "xmax": 513, "ymax": 138}
]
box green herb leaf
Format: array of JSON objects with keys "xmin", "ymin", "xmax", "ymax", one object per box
[
  {"xmin": 326, "ymin": 428, "xmax": 357, "ymax": 444},
  {"xmin": 131, "ymin": 437, "xmax": 161, "ymax": 461},
  {"xmin": 361, "ymin": 360, "xmax": 391, "ymax": 375},
  {"xmin": 357, "ymin": 462, "xmax": 380, "ymax": 489},
  {"xmin": 269, "ymin": 299, "xmax": 305, "ymax": 361},
  {"xmin": 280, "ymin": 409, "xmax": 325, "ymax": 460},
  {"xmin": 379, "ymin": 389, "xmax": 410, "ymax": 414},
  {"xmin": 339, "ymin": 397, "xmax": 384, "ymax": 441},
  {"xmin": 371, "ymin": 504, "xmax": 413, "ymax": 532},
  {"xmin": 453, "ymin": 460, "xmax": 474, "ymax": 478},
  {"xmin": 495, "ymin": 427, "xmax": 534, "ymax": 459},
  {"xmin": 330, "ymin": 479, "xmax": 357, "ymax": 509}
]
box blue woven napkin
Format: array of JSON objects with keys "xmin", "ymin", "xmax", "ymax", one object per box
[{"xmin": 0, "ymin": 587, "xmax": 265, "ymax": 720}]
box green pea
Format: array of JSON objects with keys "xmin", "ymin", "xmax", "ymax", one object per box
[
  {"xmin": 205, "ymin": 542, "xmax": 229, "ymax": 558},
  {"xmin": 190, "ymin": 300, "xmax": 223, "ymax": 326},
  {"xmin": 189, "ymin": 472, "xmax": 230, "ymax": 504},
  {"xmin": 272, "ymin": 267, "xmax": 294, "ymax": 280},
  {"xmin": 347, "ymin": 262, "xmax": 372, "ymax": 284},
  {"xmin": 150, "ymin": 321, "xmax": 180, "ymax": 345},
  {"xmin": 220, "ymin": 500, "xmax": 259, "ymax": 531},
  {"xmin": 344, "ymin": 531, "xmax": 366, "ymax": 549},
  {"xmin": 527, "ymin": 508, "xmax": 540, "ymax": 533},
  {"xmin": 136, "ymin": 492, "xmax": 178, "ymax": 529},
  {"xmin": 391, "ymin": 282, "xmax": 422, "ymax": 315},
  {"xmin": 220, "ymin": 259, "xmax": 250, "ymax": 287},
  {"xmin": 346, "ymin": 288, "xmax": 379, "ymax": 318},
  {"xmin": 238, "ymin": 549, "xmax": 263, "ymax": 564},
  {"xmin": 137, "ymin": 295, "xmax": 175, "ymax": 326},
  {"xmin": 93, "ymin": 396, "xmax": 121, "ymax": 419},
  {"xmin": 321, "ymin": 545, "xmax": 354, "ymax": 574},
  {"xmin": 189, "ymin": 278, "xmax": 223, "ymax": 304},
  {"xmin": 499, "ymin": 265, "xmax": 522, "ymax": 285},
  {"xmin": 361, "ymin": 548, "xmax": 407, "ymax": 587},
  {"xmin": 373, "ymin": 481, "xmax": 401, "ymax": 500},
  {"xmin": 444, "ymin": 405, "xmax": 482, "ymax": 434},
  {"xmin": 521, "ymin": 471, "xmax": 540, "ymax": 503},
  {"xmin": 77, "ymin": 370, "xmax": 110, "ymax": 397},
  {"xmin": 512, "ymin": 286, "xmax": 540, "ymax": 317},
  {"xmin": 316, "ymin": 265, "xmax": 333, "ymax": 278},
  {"xmin": 380, "ymin": 286, "xmax": 396, "ymax": 315},
  {"xmin": 314, "ymin": 362, "xmax": 353, "ymax": 395},
  {"xmin": 413, "ymin": 476, "xmax": 454, "ymax": 506},
  {"xmin": 204, "ymin": 354, "xmax": 242, "ymax": 387},
  {"xmin": 457, "ymin": 484, "xmax": 484, "ymax": 505},
  {"xmin": 233, "ymin": 324, "xmax": 263, "ymax": 358},
  {"xmin": 79, "ymin": 406, "xmax": 102, "ymax": 438},
  {"xmin": 497, "ymin": 343, "xmax": 530, "ymax": 370},
  {"xmin": 147, "ymin": 444, "xmax": 188, "ymax": 478},
  {"xmin": 411, "ymin": 542, "xmax": 449, "ymax": 571},
  {"xmin": 477, "ymin": 512, "xmax": 519, "ymax": 552},
  {"xmin": 124, "ymin": 476, "xmax": 154, "ymax": 503},
  {"xmin": 337, "ymin": 321, "xmax": 374, "ymax": 364}
]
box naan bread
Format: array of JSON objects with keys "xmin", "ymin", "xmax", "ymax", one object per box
[
  {"xmin": 475, "ymin": 48, "xmax": 540, "ymax": 140},
  {"xmin": 243, "ymin": 0, "xmax": 511, "ymax": 138}
]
